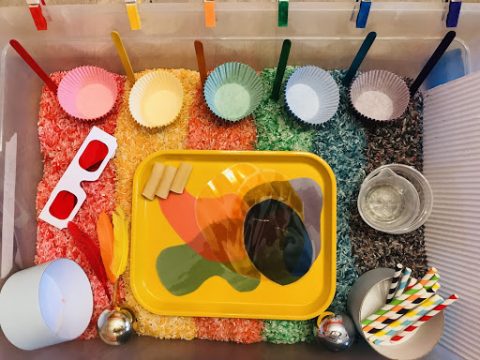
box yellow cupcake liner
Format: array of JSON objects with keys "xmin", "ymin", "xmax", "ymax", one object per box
[{"xmin": 129, "ymin": 70, "xmax": 184, "ymax": 129}]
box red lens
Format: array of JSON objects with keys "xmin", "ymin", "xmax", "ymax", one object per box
[
  {"xmin": 78, "ymin": 140, "xmax": 108, "ymax": 172},
  {"xmin": 49, "ymin": 190, "xmax": 77, "ymax": 219}
]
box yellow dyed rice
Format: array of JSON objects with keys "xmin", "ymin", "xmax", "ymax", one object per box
[{"xmin": 115, "ymin": 69, "xmax": 200, "ymax": 340}]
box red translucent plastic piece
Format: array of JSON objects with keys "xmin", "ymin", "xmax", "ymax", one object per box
[
  {"xmin": 78, "ymin": 140, "xmax": 108, "ymax": 172},
  {"xmin": 49, "ymin": 190, "xmax": 77, "ymax": 219}
]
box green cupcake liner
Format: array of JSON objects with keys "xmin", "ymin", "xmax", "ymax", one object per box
[{"xmin": 204, "ymin": 62, "xmax": 264, "ymax": 122}]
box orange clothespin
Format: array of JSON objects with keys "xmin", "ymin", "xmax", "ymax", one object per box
[
  {"xmin": 26, "ymin": 0, "xmax": 47, "ymax": 31},
  {"xmin": 125, "ymin": 0, "xmax": 142, "ymax": 31},
  {"xmin": 204, "ymin": 0, "xmax": 216, "ymax": 28}
]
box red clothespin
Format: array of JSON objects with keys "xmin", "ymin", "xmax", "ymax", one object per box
[
  {"xmin": 27, "ymin": 0, "xmax": 47, "ymax": 31},
  {"xmin": 204, "ymin": 0, "xmax": 216, "ymax": 28}
]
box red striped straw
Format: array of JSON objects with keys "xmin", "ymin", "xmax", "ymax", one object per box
[{"xmin": 390, "ymin": 294, "xmax": 459, "ymax": 342}]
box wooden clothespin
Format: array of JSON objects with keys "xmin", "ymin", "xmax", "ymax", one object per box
[
  {"xmin": 204, "ymin": 0, "xmax": 216, "ymax": 28},
  {"xmin": 278, "ymin": 0, "xmax": 289, "ymax": 27},
  {"xmin": 355, "ymin": 0, "xmax": 372, "ymax": 29},
  {"xmin": 446, "ymin": 0, "xmax": 462, "ymax": 28},
  {"xmin": 26, "ymin": 0, "xmax": 47, "ymax": 31},
  {"xmin": 125, "ymin": 0, "xmax": 142, "ymax": 31}
]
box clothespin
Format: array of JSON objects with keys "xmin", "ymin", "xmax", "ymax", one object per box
[
  {"xmin": 204, "ymin": 0, "xmax": 216, "ymax": 28},
  {"xmin": 26, "ymin": 0, "xmax": 47, "ymax": 31},
  {"xmin": 125, "ymin": 0, "xmax": 141, "ymax": 31},
  {"xmin": 446, "ymin": 0, "xmax": 462, "ymax": 28},
  {"xmin": 355, "ymin": 0, "xmax": 371, "ymax": 29},
  {"xmin": 278, "ymin": 0, "xmax": 289, "ymax": 27}
]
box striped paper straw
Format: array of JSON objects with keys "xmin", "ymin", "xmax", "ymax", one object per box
[
  {"xmin": 391, "ymin": 294, "xmax": 459, "ymax": 342},
  {"xmin": 406, "ymin": 268, "xmax": 437, "ymax": 290},
  {"xmin": 429, "ymin": 282, "xmax": 441, "ymax": 293},
  {"xmin": 393, "ymin": 267, "xmax": 412, "ymax": 299},
  {"xmin": 363, "ymin": 287, "xmax": 433, "ymax": 335},
  {"xmin": 405, "ymin": 277, "xmax": 417, "ymax": 290},
  {"xmin": 361, "ymin": 282, "xmax": 425, "ymax": 327},
  {"xmin": 370, "ymin": 294, "xmax": 445, "ymax": 345},
  {"xmin": 386, "ymin": 263, "xmax": 404, "ymax": 303},
  {"xmin": 424, "ymin": 273, "xmax": 440, "ymax": 291}
]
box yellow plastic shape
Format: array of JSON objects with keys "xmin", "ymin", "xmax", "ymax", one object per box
[{"xmin": 130, "ymin": 150, "xmax": 336, "ymax": 320}]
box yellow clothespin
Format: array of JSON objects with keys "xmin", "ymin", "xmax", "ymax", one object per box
[
  {"xmin": 204, "ymin": 0, "xmax": 216, "ymax": 28},
  {"xmin": 125, "ymin": 0, "xmax": 142, "ymax": 31}
]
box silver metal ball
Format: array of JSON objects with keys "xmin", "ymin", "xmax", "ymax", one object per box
[
  {"xmin": 315, "ymin": 312, "xmax": 356, "ymax": 352},
  {"xmin": 97, "ymin": 308, "xmax": 134, "ymax": 345}
]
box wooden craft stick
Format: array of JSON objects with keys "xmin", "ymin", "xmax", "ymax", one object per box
[
  {"xmin": 142, "ymin": 162, "xmax": 165, "ymax": 200},
  {"xmin": 171, "ymin": 163, "xmax": 193, "ymax": 194},
  {"xmin": 155, "ymin": 165, "xmax": 177, "ymax": 199}
]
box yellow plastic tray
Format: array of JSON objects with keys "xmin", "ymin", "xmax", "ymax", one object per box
[{"xmin": 130, "ymin": 150, "xmax": 336, "ymax": 320}]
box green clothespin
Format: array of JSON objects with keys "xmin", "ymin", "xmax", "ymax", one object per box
[{"xmin": 278, "ymin": 0, "xmax": 289, "ymax": 27}]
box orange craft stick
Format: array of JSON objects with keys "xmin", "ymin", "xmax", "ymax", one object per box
[
  {"xmin": 194, "ymin": 40, "xmax": 207, "ymax": 86},
  {"xmin": 204, "ymin": 0, "xmax": 216, "ymax": 28}
]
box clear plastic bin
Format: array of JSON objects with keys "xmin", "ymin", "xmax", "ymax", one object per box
[{"xmin": 0, "ymin": 2, "xmax": 478, "ymax": 359}]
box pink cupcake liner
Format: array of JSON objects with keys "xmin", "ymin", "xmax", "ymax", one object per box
[{"xmin": 58, "ymin": 66, "xmax": 118, "ymax": 121}]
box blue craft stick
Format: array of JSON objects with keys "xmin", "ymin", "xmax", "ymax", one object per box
[
  {"xmin": 343, "ymin": 31, "xmax": 377, "ymax": 86},
  {"xmin": 446, "ymin": 1, "xmax": 462, "ymax": 28},
  {"xmin": 356, "ymin": 0, "xmax": 371, "ymax": 29}
]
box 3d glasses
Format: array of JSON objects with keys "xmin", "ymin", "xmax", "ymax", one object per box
[{"xmin": 39, "ymin": 126, "xmax": 117, "ymax": 229}]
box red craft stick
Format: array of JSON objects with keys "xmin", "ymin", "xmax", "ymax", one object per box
[{"xmin": 9, "ymin": 39, "xmax": 57, "ymax": 92}]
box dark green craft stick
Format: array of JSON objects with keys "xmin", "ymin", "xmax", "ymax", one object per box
[
  {"xmin": 410, "ymin": 31, "xmax": 456, "ymax": 96},
  {"xmin": 271, "ymin": 39, "xmax": 292, "ymax": 101},
  {"xmin": 343, "ymin": 31, "xmax": 377, "ymax": 86}
]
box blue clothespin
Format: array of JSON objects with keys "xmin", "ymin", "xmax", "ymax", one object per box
[
  {"xmin": 356, "ymin": 0, "xmax": 371, "ymax": 29},
  {"xmin": 446, "ymin": 0, "xmax": 461, "ymax": 28}
]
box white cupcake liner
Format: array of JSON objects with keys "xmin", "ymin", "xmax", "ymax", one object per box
[
  {"xmin": 284, "ymin": 66, "xmax": 340, "ymax": 126},
  {"xmin": 350, "ymin": 70, "xmax": 410, "ymax": 122},
  {"xmin": 204, "ymin": 62, "xmax": 264, "ymax": 122},
  {"xmin": 57, "ymin": 66, "xmax": 118, "ymax": 121},
  {"xmin": 129, "ymin": 70, "xmax": 184, "ymax": 129}
]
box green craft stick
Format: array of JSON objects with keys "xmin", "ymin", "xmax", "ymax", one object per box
[
  {"xmin": 278, "ymin": 0, "xmax": 289, "ymax": 27},
  {"xmin": 271, "ymin": 39, "xmax": 292, "ymax": 101}
]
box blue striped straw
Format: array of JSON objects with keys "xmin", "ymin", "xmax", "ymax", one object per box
[{"xmin": 393, "ymin": 267, "xmax": 412, "ymax": 299}]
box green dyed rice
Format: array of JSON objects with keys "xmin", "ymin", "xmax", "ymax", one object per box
[
  {"xmin": 257, "ymin": 68, "xmax": 366, "ymax": 343},
  {"xmin": 254, "ymin": 67, "xmax": 315, "ymax": 151},
  {"xmin": 263, "ymin": 320, "xmax": 315, "ymax": 344}
]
